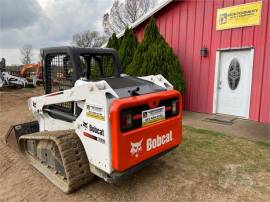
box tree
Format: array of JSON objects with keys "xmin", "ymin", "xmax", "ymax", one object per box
[
  {"xmin": 106, "ymin": 33, "xmax": 120, "ymax": 50},
  {"xmin": 125, "ymin": 17, "xmax": 161, "ymax": 75},
  {"xmin": 20, "ymin": 45, "xmax": 33, "ymax": 64},
  {"xmin": 0, "ymin": 58, "xmax": 6, "ymax": 71},
  {"xmin": 126, "ymin": 17, "xmax": 185, "ymax": 92},
  {"xmin": 100, "ymin": 33, "xmax": 120, "ymax": 76},
  {"xmin": 118, "ymin": 28, "xmax": 138, "ymax": 72},
  {"xmin": 103, "ymin": 0, "xmax": 155, "ymax": 36},
  {"xmin": 72, "ymin": 31, "xmax": 106, "ymax": 48}
]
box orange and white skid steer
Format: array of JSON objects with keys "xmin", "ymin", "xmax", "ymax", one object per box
[{"xmin": 5, "ymin": 46, "xmax": 182, "ymax": 193}]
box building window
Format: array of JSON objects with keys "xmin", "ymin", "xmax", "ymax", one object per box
[{"xmin": 228, "ymin": 58, "xmax": 241, "ymax": 90}]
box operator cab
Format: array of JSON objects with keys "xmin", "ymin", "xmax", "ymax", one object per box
[
  {"xmin": 41, "ymin": 46, "xmax": 122, "ymax": 121},
  {"xmin": 41, "ymin": 46, "xmax": 121, "ymax": 94},
  {"xmin": 41, "ymin": 46, "xmax": 166, "ymax": 122}
]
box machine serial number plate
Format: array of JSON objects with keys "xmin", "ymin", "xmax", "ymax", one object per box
[{"xmin": 142, "ymin": 106, "xmax": 165, "ymax": 126}]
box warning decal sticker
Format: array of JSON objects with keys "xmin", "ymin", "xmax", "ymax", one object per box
[
  {"xmin": 142, "ymin": 106, "xmax": 165, "ymax": 127},
  {"xmin": 86, "ymin": 104, "xmax": 105, "ymax": 121}
]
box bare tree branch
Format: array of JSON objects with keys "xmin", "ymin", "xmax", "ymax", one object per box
[
  {"xmin": 72, "ymin": 31, "xmax": 106, "ymax": 48},
  {"xmin": 103, "ymin": 0, "xmax": 155, "ymax": 37},
  {"xmin": 20, "ymin": 45, "xmax": 33, "ymax": 64}
]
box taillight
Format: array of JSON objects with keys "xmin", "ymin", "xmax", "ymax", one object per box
[
  {"xmin": 120, "ymin": 97, "xmax": 180, "ymax": 132},
  {"xmin": 171, "ymin": 99, "xmax": 179, "ymax": 115},
  {"xmin": 120, "ymin": 111, "xmax": 133, "ymax": 131}
]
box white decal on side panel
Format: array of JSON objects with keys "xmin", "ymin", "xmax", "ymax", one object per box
[
  {"xmin": 147, "ymin": 131, "xmax": 173, "ymax": 151},
  {"xmin": 86, "ymin": 104, "xmax": 105, "ymax": 121},
  {"xmin": 130, "ymin": 139, "xmax": 143, "ymax": 157}
]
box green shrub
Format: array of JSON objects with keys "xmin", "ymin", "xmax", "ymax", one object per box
[
  {"xmin": 118, "ymin": 28, "xmax": 138, "ymax": 72},
  {"xmin": 104, "ymin": 33, "xmax": 120, "ymax": 75},
  {"xmin": 126, "ymin": 17, "xmax": 185, "ymax": 92},
  {"xmin": 106, "ymin": 33, "xmax": 119, "ymax": 50}
]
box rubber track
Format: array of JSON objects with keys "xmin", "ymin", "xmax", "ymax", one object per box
[{"xmin": 18, "ymin": 130, "xmax": 94, "ymax": 193}]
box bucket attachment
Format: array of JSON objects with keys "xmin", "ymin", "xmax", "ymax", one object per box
[{"xmin": 5, "ymin": 121, "xmax": 39, "ymax": 152}]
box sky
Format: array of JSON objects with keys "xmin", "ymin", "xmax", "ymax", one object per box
[
  {"xmin": 0, "ymin": 0, "xmax": 166, "ymax": 65},
  {"xmin": 0, "ymin": 0, "xmax": 114, "ymax": 65}
]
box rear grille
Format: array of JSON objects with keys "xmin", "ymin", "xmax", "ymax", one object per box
[{"xmin": 120, "ymin": 97, "xmax": 179, "ymax": 132}]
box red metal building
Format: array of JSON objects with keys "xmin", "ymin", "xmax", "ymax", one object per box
[{"xmin": 127, "ymin": 0, "xmax": 269, "ymax": 123}]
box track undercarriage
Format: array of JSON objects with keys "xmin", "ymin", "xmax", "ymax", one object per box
[{"xmin": 18, "ymin": 130, "xmax": 94, "ymax": 193}]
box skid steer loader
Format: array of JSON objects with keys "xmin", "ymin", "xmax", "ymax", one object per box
[
  {"xmin": 0, "ymin": 71, "xmax": 29, "ymax": 88},
  {"xmin": 0, "ymin": 58, "xmax": 28, "ymax": 88},
  {"xmin": 5, "ymin": 46, "xmax": 182, "ymax": 193}
]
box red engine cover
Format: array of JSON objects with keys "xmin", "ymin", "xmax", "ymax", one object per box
[{"xmin": 110, "ymin": 90, "xmax": 182, "ymax": 172}]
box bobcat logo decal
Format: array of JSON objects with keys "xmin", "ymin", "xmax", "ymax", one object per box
[{"xmin": 130, "ymin": 139, "xmax": 143, "ymax": 157}]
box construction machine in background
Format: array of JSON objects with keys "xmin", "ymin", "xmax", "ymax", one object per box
[
  {"xmin": 20, "ymin": 63, "xmax": 42, "ymax": 87},
  {"xmin": 0, "ymin": 71, "xmax": 28, "ymax": 88},
  {"xmin": 0, "ymin": 58, "xmax": 29, "ymax": 88},
  {"xmin": 0, "ymin": 71, "xmax": 5, "ymax": 88},
  {"xmin": 5, "ymin": 46, "xmax": 182, "ymax": 193}
]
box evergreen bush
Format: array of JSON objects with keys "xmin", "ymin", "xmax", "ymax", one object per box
[
  {"xmin": 104, "ymin": 33, "xmax": 120, "ymax": 76},
  {"xmin": 118, "ymin": 28, "xmax": 138, "ymax": 72},
  {"xmin": 126, "ymin": 17, "xmax": 185, "ymax": 92},
  {"xmin": 106, "ymin": 33, "xmax": 119, "ymax": 50}
]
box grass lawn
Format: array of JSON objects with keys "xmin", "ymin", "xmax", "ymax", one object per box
[{"xmin": 160, "ymin": 126, "xmax": 270, "ymax": 200}]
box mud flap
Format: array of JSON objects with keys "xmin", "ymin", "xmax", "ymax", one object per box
[{"xmin": 5, "ymin": 121, "xmax": 39, "ymax": 152}]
